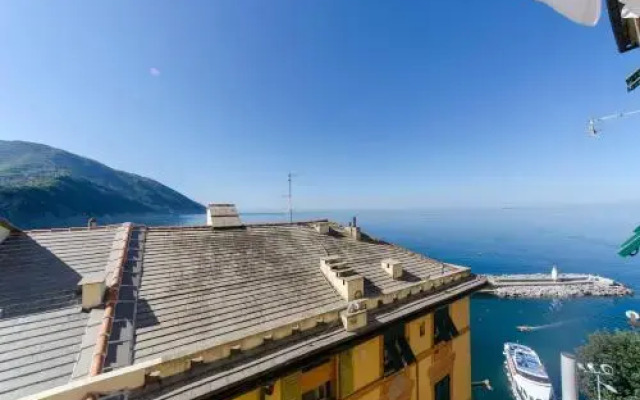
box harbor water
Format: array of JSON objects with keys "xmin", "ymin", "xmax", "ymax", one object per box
[{"xmin": 16, "ymin": 204, "xmax": 640, "ymax": 400}]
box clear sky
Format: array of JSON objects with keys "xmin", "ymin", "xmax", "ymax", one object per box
[{"xmin": 1, "ymin": 1, "xmax": 639, "ymax": 211}]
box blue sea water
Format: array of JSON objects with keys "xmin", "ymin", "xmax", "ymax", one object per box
[{"xmin": 17, "ymin": 205, "xmax": 640, "ymax": 399}]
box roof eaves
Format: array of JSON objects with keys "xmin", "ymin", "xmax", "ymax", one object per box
[{"xmin": 25, "ymin": 275, "xmax": 486, "ymax": 400}]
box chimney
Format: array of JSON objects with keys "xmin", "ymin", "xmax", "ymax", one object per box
[
  {"xmin": 78, "ymin": 272, "xmax": 107, "ymax": 310},
  {"xmin": 381, "ymin": 259, "xmax": 403, "ymax": 279},
  {"xmin": 0, "ymin": 219, "xmax": 19, "ymax": 245},
  {"xmin": 206, "ymin": 204, "xmax": 242, "ymax": 228},
  {"xmin": 320, "ymin": 256, "xmax": 364, "ymax": 301},
  {"xmin": 313, "ymin": 222, "xmax": 330, "ymax": 234},
  {"xmin": 344, "ymin": 216, "xmax": 361, "ymax": 240},
  {"xmin": 87, "ymin": 217, "xmax": 97, "ymax": 229}
]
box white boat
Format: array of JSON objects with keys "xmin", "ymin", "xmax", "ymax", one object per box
[{"xmin": 504, "ymin": 343, "xmax": 555, "ymax": 400}]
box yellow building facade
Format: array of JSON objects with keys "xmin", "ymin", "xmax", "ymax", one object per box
[{"xmin": 231, "ymin": 296, "xmax": 471, "ymax": 400}]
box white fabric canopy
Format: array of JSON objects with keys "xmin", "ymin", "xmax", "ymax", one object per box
[
  {"xmin": 621, "ymin": 0, "xmax": 640, "ymax": 18},
  {"xmin": 535, "ymin": 0, "xmax": 601, "ymax": 26}
]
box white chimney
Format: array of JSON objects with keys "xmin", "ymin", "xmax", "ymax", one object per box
[
  {"xmin": 78, "ymin": 272, "xmax": 107, "ymax": 310},
  {"xmin": 207, "ymin": 204, "xmax": 242, "ymax": 228},
  {"xmin": 320, "ymin": 256, "xmax": 364, "ymax": 301},
  {"xmin": 87, "ymin": 218, "xmax": 97, "ymax": 229},
  {"xmin": 344, "ymin": 216, "xmax": 361, "ymax": 240},
  {"xmin": 381, "ymin": 259, "xmax": 403, "ymax": 279},
  {"xmin": 314, "ymin": 222, "xmax": 330, "ymax": 234},
  {"xmin": 345, "ymin": 226, "xmax": 361, "ymax": 240}
]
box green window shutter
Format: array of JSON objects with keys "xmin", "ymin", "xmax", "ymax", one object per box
[
  {"xmin": 434, "ymin": 306, "xmax": 459, "ymax": 345},
  {"xmin": 383, "ymin": 323, "xmax": 416, "ymax": 376},
  {"xmin": 339, "ymin": 350, "xmax": 354, "ymax": 397},
  {"xmin": 282, "ymin": 373, "xmax": 301, "ymax": 400}
]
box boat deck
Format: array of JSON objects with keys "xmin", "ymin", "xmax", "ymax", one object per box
[{"xmin": 506, "ymin": 343, "xmax": 548, "ymax": 380}]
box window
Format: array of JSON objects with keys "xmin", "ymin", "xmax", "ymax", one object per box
[
  {"xmin": 281, "ymin": 373, "xmax": 301, "ymax": 400},
  {"xmin": 259, "ymin": 383, "xmax": 275, "ymax": 400},
  {"xmin": 302, "ymin": 382, "xmax": 331, "ymax": 400},
  {"xmin": 419, "ymin": 321, "xmax": 426, "ymax": 337},
  {"xmin": 433, "ymin": 306, "xmax": 459, "ymax": 345},
  {"xmin": 383, "ymin": 323, "xmax": 416, "ymax": 376},
  {"xmin": 434, "ymin": 375, "xmax": 450, "ymax": 400}
]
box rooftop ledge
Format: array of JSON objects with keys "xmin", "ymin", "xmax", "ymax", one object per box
[{"xmin": 21, "ymin": 265, "xmax": 475, "ymax": 400}]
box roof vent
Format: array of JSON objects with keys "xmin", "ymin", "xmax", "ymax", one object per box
[
  {"xmin": 381, "ymin": 259, "xmax": 403, "ymax": 279},
  {"xmin": 320, "ymin": 256, "xmax": 364, "ymax": 301},
  {"xmin": 78, "ymin": 272, "xmax": 107, "ymax": 310},
  {"xmin": 207, "ymin": 204, "xmax": 242, "ymax": 228}
]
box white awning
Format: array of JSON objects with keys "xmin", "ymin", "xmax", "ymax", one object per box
[
  {"xmin": 535, "ymin": 0, "xmax": 601, "ymax": 26},
  {"xmin": 621, "ymin": 0, "xmax": 640, "ymax": 18}
]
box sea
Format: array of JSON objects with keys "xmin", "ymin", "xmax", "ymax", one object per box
[{"xmin": 16, "ymin": 204, "xmax": 640, "ymax": 400}]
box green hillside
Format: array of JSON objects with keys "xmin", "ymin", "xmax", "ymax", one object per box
[{"xmin": 0, "ymin": 140, "xmax": 204, "ymax": 221}]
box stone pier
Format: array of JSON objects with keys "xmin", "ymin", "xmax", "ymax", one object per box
[{"xmin": 480, "ymin": 273, "xmax": 633, "ymax": 298}]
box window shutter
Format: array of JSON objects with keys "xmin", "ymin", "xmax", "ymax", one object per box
[
  {"xmin": 282, "ymin": 372, "xmax": 301, "ymax": 400},
  {"xmin": 339, "ymin": 350, "xmax": 354, "ymax": 397}
]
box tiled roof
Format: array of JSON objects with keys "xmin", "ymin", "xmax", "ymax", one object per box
[
  {"xmin": 0, "ymin": 225, "xmax": 128, "ymax": 400},
  {"xmin": 0, "ymin": 220, "xmax": 481, "ymax": 400},
  {"xmin": 122, "ymin": 223, "xmax": 466, "ymax": 397},
  {"xmin": 133, "ymin": 225, "xmax": 348, "ymax": 361},
  {"xmin": 129, "ymin": 276, "xmax": 486, "ymax": 400}
]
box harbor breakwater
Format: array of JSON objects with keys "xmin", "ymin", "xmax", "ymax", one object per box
[{"xmin": 480, "ymin": 273, "xmax": 633, "ymax": 298}]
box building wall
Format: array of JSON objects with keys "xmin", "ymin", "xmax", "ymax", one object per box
[
  {"xmin": 234, "ymin": 388, "xmax": 261, "ymax": 400},
  {"xmin": 406, "ymin": 312, "xmax": 433, "ymax": 355},
  {"xmin": 351, "ymin": 336, "xmax": 382, "ymax": 392},
  {"xmin": 450, "ymin": 297, "xmax": 470, "ymax": 332},
  {"xmin": 230, "ymin": 296, "xmax": 471, "ymax": 400}
]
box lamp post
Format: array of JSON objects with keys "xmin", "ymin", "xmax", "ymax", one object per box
[
  {"xmin": 625, "ymin": 310, "xmax": 640, "ymax": 329},
  {"xmin": 576, "ymin": 363, "xmax": 618, "ymax": 400}
]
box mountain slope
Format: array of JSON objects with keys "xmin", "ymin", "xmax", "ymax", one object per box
[{"xmin": 0, "ymin": 140, "xmax": 204, "ymax": 221}]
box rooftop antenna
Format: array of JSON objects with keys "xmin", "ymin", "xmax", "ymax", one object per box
[
  {"xmin": 287, "ymin": 172, "xmax": 294, "ymax": 223},
  {"xmin": 587, "ymin": 108, "xmax": 640, "ymax": 136}
]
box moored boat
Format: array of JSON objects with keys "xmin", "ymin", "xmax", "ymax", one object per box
[{"xmin": 504, "ymin": 342, "xmax": 555, "ymax": 400}]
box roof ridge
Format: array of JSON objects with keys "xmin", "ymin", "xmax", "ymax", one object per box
[
  {"xmin": 69, "ymin": 223, "xmax": 133, "ymax": 382},
  {"xmin": 24, "ymin": 223, "xmax": 128, "ymax": 234},
  {"xmin": 145, "ymin": 219, "xmax": 330, "ymax": 230}
]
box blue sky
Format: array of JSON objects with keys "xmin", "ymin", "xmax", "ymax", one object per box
[{"xmin": 1, "ymin": 1, "xmax": 639, "ymax": 211}]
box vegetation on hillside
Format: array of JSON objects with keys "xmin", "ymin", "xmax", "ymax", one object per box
[
  {"xmin": 576, "ymin": 330, "xmax": 640, "ymax": 400},
  {"xmin": 0, "ymin": 140, "xmax": 204, "ymax": 221}
]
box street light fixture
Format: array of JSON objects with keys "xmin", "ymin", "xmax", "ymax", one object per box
[
  {"xmin": 577, "ymin": 363, "xmax": 618, "ymax": 400},
  {"xmin": 625, "ymin": 310, "xmax": 640, "ymax": 328}
]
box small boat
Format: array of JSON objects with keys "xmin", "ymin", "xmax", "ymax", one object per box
[
  {"xmin": 516, "ymin": 326, "xmax": 533, "ymax": 332},
  {"xmin": 504, "ymin": 343, "xmax": 555, "ymax": 400}
]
